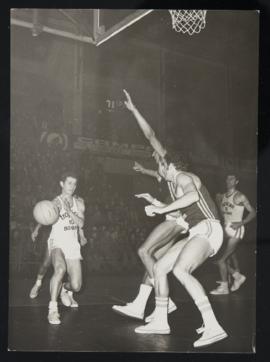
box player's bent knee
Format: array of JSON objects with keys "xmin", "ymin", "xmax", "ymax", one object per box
[
  {"xmin": 71, "ymin": 280, "xmax": 81, "ymax": 292},
  {"xmin": 172, "ymin": 264, "xmax": 191, "ymax": 281},
  {"xmin": 54, "ymin": 265, "xmax": 66, "ymax": 277}
]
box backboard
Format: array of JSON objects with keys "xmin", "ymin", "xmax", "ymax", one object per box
[{"xmin": 93, "ymin": 9, "xmax": 153, "ymax": 46}]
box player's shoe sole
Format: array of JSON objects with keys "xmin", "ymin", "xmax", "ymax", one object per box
[{"xmin": 112, "ymin": 305, "xmax": 144, "ymax": 320}]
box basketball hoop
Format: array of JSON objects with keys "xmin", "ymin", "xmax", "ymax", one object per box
[{"xmin": 169, "ymin": 10, "xmax": 207, "ymax": 35}]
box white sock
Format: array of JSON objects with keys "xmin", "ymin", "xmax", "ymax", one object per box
[
  {"xmin": 219, "ymin": 281, "xmax": 229, "ymax": 288},
  {"xmin": 49, "ymin": 301, "xmax": 58, "ymax": 311},
  {"xmin": 131, "ymin": 284, "xmax": 152, "ymax": 311},
  {"xmin": 195, "ymin": 296, "xmax": 220, "ymax": 329},
  {"xmin": 68, "ymin": 291, "xmax": 73, "ymax": 297},
  {"xmin": 152, "ymin": 297, "xmax": 169, "ymax": 325}
]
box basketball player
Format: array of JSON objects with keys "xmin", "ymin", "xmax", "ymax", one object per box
[
  {"xmin": 45, "ymin": 172, "xmax": 85, "ymax": 324},
  {"xmin": 29, "ymin": 220, "xmax": 87, "ymax": 299},
  {"xmin": 210, "ymin": 174, "xmax": 256, "ymax": 294},
  {"xmin": 134, "ymin": 156, "xmax": 227, "ymax": 348},
  {"xmin": 112, "ymin": 90, "xmax": 189, "ymax": 320}
]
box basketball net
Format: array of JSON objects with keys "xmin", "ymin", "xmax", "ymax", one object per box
[{"xmin": 169, "ymin": 10, "xmax": 207, "ymax": 35}]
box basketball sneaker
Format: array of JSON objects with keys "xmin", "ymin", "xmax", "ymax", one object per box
[
  {"xmin": 231, "ymin": 274, "xmax": 246, "ymax": 292},
  {"xmin": 210, "ymin": 282, "xmax": 229, "ymax": 295},
  {"xmin": 112, "ymin": 303, "xmax": 144, "ymax": 320},
  {"xmin": 48, "ymin": 301, "xmax": 61, "ymax": 325},
  {"xmin": 60, "ymin": 285, "xmax": 72, "ymax": 307},
  {"xmin": 68, "ymin": 291, "xmax": 79, "ymax": 308},
  {"xmin": 135, "ymin": 320, "xmax": 171, "ymax": 334},
  {"xmin": 193, "ymin": 325, "xmax": 228, "ymax": 348},
  {"xmin": 145, "ymin": 299, "xmax": 177, "ymax": 323},
  {"xmin": 48, "ymin": 310, "xmax": 61, "ymax": 325},
  {"xmin": 29, "ymin": 282, "xmax": 41, "ymax": 299}
]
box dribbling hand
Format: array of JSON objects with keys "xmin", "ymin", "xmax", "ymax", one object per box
[{"xmin": 31, "ymin": 230, "xmax": 38, "ymax": 242}]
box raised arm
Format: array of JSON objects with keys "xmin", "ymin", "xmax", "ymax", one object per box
[{"xmin": 123, "ymin": 89, "xmax": 166, "ymax": 158}]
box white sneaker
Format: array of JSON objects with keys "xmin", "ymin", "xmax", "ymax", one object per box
[
  {"xmin": 231, "ymin": 275, "xmax": 246, "ymax": 292},
  {"xmin": 145, "ymin": 302, "xmax": 177, "ymax": 323},
  {"xmin": 112, "ymin": 303, "xmax": 144, "ymax": 320},
  {"xmin": 60, "ymin": 286, "xmax": 71, "ymax": 307},
  {"xmin": 210, "ymin": 283, "xmax": 229, "ymax": 295},
  {"xmin": 135, "ymin": 320, "xmax": 171, "ymax": 334},
  {"xmin": 68, "ymin": 291, "xmax": 79, "ymax": 308},
  {"xmin": 48, "ymin": 309, "xmax": 61, "ymax": 325},
  {"xmin": 29, "ymin": 283, "xmax": 41, "ymax": 299},
  {"xmin": 193, "ymin": 325, "xmax": 228, "ymax": 348}
]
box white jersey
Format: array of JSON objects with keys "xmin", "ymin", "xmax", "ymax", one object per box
[
  {"xmin": 50, "ymin": 196, "xmax": 79, "ymax": 242},
  {"xmin": 220, "ymin": 191, "xmax": 245, "ymax": 224}
]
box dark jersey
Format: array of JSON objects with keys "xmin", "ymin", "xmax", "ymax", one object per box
[{"xmin": 180, "ymin": 184, "xmax": 219, "ymax": 228}]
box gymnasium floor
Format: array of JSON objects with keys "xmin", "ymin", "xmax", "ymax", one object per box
[{"xmin": 8, "ymin": 273, "xmax": 256, "ymax": 353}]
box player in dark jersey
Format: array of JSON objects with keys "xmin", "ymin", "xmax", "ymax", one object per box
[
  {"xmin": 134, "ymin": 151, "xmax": 227, "ymax": 348},
  {"xmin": 112, "ymin": 90, "xmax": 189, "ymax": 321}
]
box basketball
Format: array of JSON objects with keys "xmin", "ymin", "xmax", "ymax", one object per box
[{"xmin": 33, "ymin": 200, "xmax": 59, "ymax": 226}]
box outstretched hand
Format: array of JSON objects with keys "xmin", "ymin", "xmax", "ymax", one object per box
[
  {"xmin": 135, "ymin": 193, "xmax": 155, "ymax": 204},
  {"xmin": 133, "ymin": 161, "xmax": 145, "ymax": 173},
  {"xmin": 123, "ymin": 89, "xmax": 135, "ymax": 111}
]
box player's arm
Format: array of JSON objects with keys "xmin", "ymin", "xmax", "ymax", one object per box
[
  {"xmin": 236, "ymin": 193, "xmax": 256, "ymax": 225},
  {"xmin": 135, "ymin": 193, "xmax": 166, "ymax": 207},
  {"xmin": 31, "ymin": 223, "xmax": 42, "ymax": 242},
  {"xmin": 123, "ymin": 89, "xmax": 166, "ymax": 158},
  {"xmin": 62, "ymin": 198, "xmax": 85, "ymax": 228},
  {"xmin": 133, "ymin": 161, "xmax": 162, "ymax": 182},
  {"xmin": 146, "ymin": 174, "xmax": 199, "ymax": 215}
]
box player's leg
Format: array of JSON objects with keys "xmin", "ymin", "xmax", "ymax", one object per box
[
  {"xmin": 228, "ymin": 251, "xmax": 246, "ymax": 291},
  {"xmin": 138, "ymin": 220, "xmax": 184, "ymax": 279},
  {"xmin": 210, "ymin": 237, "xmax": 241, "ymax": 295},
  {"xmin": 30, "ymin": 246, "xmax": 51, "ymax": 299},
  {"xmin": 48, "ymin": 248, "xmax": 67, "ymax": 324},
  {"xmin": 136, "ymin": 237, "xmax": 189, "ymax": 329},
  {"xmin": 112, "ymin": 235, "xmax": 179, "ymax": 320},
  {"xmin": 171, "ymin": 235, "xmax": 227, "ymax": 347},
  {"xmin": 63, "ymin": 259, "xmax": 82, "ymax": 307}
]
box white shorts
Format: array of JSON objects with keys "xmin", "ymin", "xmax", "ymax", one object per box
[
  {"xmin": 188, "ymin": 219, "xmax": 223, "ymax": 257},
  {"xmin": 165, "ymin": 213, "xmax": 189, "ymax": 233},
  {"xmin": 224, "ymin": 222, "xmax": 245, "ymax": 239},
  {"xmin": 48, "ymin": 237, "xmax": 82, "ymax": 260}
]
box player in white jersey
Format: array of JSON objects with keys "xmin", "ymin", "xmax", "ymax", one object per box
[
  {"xmin": 112, "ymin": 90, "xmax": 189, "ymax": 321},
  {"xmin": 29, "ymin": 213, "xmax": 87, "ymax": 299},
  {"xmin": 210, "ymin": 174, "xmax": 256, "ymax": 295},
  {"xmin": 46, "ymin": 171, "xmax": 85, "ymax": 324}
]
